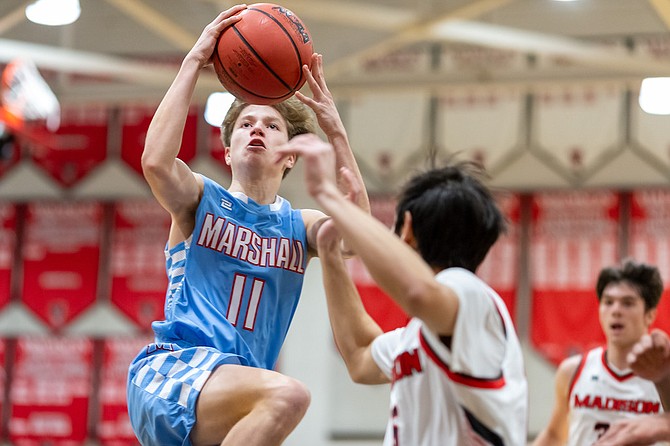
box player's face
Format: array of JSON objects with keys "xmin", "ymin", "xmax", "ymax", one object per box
[
  {"xmin": 226, "ymin": 105, "xmax": 293, "ymax": 173},
  {"xmin": 598, "ymin": 281, "xmax": 654, "ymax": 348}
]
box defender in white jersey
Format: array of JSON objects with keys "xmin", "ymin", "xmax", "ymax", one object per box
[
  {"xmin": 371, "ymin": 269, "xmax": 527, "ymax": 445},
  {"xmin": 278, "ymin": 136, "xmax": 528, "ymax": 445},
  {"xmin": 569, "ymin": 346, "xmax": 663, "ymax": 445},
  {"xmin": 533, "ymin": 259, "xmax": 665, "ymax": 446}
]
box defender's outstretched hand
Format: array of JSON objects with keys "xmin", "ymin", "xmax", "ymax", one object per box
[
  {"xmin": 628, "ymin": 329, "xmax": 670, "ymax": 383},
  {"xmin": 276, "ymin": 133, "xmax": 338, "ymax": 199},
  {"xmin": 316, "ymin": 218, "xmax": 342, "ymax": 257}
]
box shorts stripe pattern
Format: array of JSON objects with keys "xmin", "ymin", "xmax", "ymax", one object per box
[
  {"xmin": 127, "ymin": 344, "xmax": 242, "ymax": 446},
  {"xmin": 132, "ymin": 346, "xmax": 219, "ymax": 407}
]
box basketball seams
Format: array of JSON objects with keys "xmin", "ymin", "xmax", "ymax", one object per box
[
  {"xmin": 232, "ymin": 23, "xmax": 294, "ymax": 92},
  {"xmin": 212, "ymin": 3, "xmax": 312, "ymax": 104},
  {"xmin": 247, "ymin": 7, "xmax": 307, "ymax": 90},
  {"xmin": 214, "ymin": 26, "xmax": 292, "ymax": 103},
  {"xmin": 212, "ymin": 36, "xmax": 266, "ymax": 102}
]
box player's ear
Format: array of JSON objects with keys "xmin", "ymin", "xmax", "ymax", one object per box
[
  {"xmin": 224, "ymin": 147, "xmax": 232, "ymax": 166},
  {"xmin": 399, "ymin": 211, "xmax": 417, "ymax": 249},
  {"xmin": 284, "ymin": 153, "xmax": 296, "ymax": 169},
  {"xmin": 645, "ymin": 307, "xmax": 658, "ymax": 326}
]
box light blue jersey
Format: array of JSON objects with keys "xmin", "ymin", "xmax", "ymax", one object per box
[
  {"xmin": 127, "ymin": 175, "xmax": 308, "ymax": 445},
  {"xmin": 153, "ymin": 175, "xmax": 307, "ymax": 368}
]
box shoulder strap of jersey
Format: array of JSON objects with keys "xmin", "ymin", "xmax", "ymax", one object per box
[{"xmin": 567, "ymin": 353, "xmax": 588, "ymax": 403}]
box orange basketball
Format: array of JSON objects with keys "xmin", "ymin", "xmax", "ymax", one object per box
[{"xmin": 213, "ymin": 3, "xmax": 314, "ymax": 105}]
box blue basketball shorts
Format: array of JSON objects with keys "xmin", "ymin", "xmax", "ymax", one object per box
[{"xmin": 127, "ymin": 343, "xmax": 243, "ymax": 446}]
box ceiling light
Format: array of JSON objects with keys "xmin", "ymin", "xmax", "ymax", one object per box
[
  {"xmin": 25, "ymin": 0, "xmax": 81, "ymax": 26},
  {"xmin": 639, "ymin": 77, "xmax": 670, "ymax": 115},
  {"xmin": 204, "ymin": 92, "xmax": 236, "ymax": 127}
]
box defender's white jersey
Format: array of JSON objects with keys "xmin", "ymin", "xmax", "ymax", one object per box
[
  {"xmin": 370, "ymin": 268, "xmax": 528, "ymax": 446},
  {"xmin": 568, "ymin": 346, "xmax": 665, "ymax": 446}
]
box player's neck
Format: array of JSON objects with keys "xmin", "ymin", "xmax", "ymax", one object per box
[
  {"xmin": 229, "ymin": 178, "xmax": 280, "ymax": 205},
  {"xmin": 604, "ymin": 344, "xmax": 633, "ymax": 371}
]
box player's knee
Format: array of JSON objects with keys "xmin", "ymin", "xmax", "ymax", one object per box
[{"xmin": 268, "ymin": 377, "xmax": 311, "ymax": 420}]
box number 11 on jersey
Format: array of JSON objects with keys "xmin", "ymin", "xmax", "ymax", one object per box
[{"xmin": 227, "ymin": 273, "xmax": 265, "ymax": 330}]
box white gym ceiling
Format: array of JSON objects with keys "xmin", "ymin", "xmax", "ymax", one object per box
[{"xmin": 1, "ymin": 0, "xmax": 669, "ymax": 105}]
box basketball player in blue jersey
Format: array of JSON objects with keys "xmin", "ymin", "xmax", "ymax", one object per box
[
  {"xmin": 534, "ymin": 259, "xmax": 665, "ymax": 446},
  {"xmin": 277, "ymin": 135, "xmax": 528, "ymax": 445},
  {"xmin": 126, "ymin": 5, "xmax": 369, "ymax": 446}
]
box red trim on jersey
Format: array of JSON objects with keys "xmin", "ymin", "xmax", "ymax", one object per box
[
  {"xmin": 601, "ymin": 349, "xmax": 634, "ymax": 382},
  {"xmin": 419, "ymin": 331, "xmax": 506, "ymax": 389},
  {"xmin": 567, "ymin": 354, "xmax": 587, "ymax": 404}
]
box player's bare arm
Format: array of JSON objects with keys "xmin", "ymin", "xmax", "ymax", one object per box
[
  {"xmin": 295, "ymin": 54, "xmax": 370, "ymax": 215},
  {"xmin": 298, "ymin": 143, "xmax": 366, "ymax": 259},
  {"xmin": 142, "ymin": 6, "xmax": 245, "ymax": 241},
  {"xmin": 277, "ymin": 134, "xmax": 460, "ymax": 337},
  {"xmin": 532, "ymin": 355, "xmax": 581, "ymax": 446},
  {"xmin": 300, "ymin": 209, "xmax": 328, "ymax": 260},
  {"xmin": 317, "ymin": 218, "xmax": 388, "ymax": 384}
]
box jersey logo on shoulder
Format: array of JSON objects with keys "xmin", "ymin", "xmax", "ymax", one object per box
[{"xmin": 221, "ymin": 198, "xmax": 233, "ymax": 210}]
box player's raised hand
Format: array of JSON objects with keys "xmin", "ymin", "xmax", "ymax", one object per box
[
  {"xmin": 186, "ymin": 5, "xmax": 246, "ymax": 68},
  {"xmin": 295, "ymin": 54, "xmax": 342, "ymax": 136},
  {"xmin": 628, "ymin": 329, "xmax": 670, "ymax": 383},
  {"xmin": 316, "ymin": 218, "xmax": 342, "ymax": 257},
  {"xmin": 337, "ymin": 166, "xmax": 362, "ymax": 207}
]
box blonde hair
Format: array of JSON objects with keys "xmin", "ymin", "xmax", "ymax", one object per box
[{"xmin": 220, "ymin": 97, "xmax": 316, "ymax": 147}]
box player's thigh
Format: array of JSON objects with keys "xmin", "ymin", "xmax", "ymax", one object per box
[{"xmin": 192, "ymin": 364, "xmax": 308, "ymax": 442}]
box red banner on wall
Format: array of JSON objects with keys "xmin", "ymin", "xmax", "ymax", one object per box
[
  {"xmin": 21, "ymin": 202, "xmax": 102, "ymax": 329},
  {"xmin": 347, "ymin": 256, "xmax": 409, "ymax": 332},
  {"xmin": 98, "ymin": 337, "xmax": 148, "ymax": 446},
  {"xmin": 8, "ymin": 337, "xmax": 93, "ymax": 445},
  {"xmin": 30, "ymin": 106, "xmax": 108, "ymax": 187},
  {"xmin": 530, "ymin": 191, "xmax": 619, "ymax": 365},
  {"xmin": 110, "ymin": 200, "xmax": 170, "ymax": 329},
  {"xmin": 629, "ymin": 190, "xmax": 670, "ymax": 331},
  {"xmin": 121, "ymin": 106, "xmax": 198, "ymax": 177},
  {"xmin": 477, "ymin": 193, "xmax": 521, "ymax": 321},
  {"xmin": 0, "ymin": 203, "xmax": 16, "ymax": 310},
  {"xmin": 348, "ymin": 195, "xmax": 408, "ymax": 332}
]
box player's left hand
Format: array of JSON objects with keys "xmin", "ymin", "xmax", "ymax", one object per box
[{"xmin": 295, "ymin": 54, "xmax": 343, "ymax": 137}]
